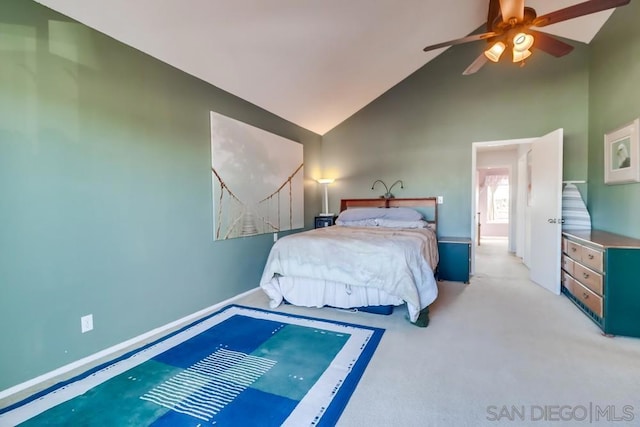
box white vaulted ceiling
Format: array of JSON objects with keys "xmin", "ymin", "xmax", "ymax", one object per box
[{"xmin": 36, "ymin": 0, "xmax": 616, "ymax": 135}]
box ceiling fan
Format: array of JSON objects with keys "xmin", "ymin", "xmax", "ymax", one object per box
[{"xmin": 422, "ymin": 0, "xmax": 630, "ymax": 75}]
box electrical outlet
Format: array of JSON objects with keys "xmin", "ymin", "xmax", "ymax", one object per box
[
  {"xmin": 81, "ymin": 314, "xmax": 93, "ymax": 333},
  {"xmin": 273, "ymin": 232, "xmax": 278, "ymax": 242},
  {"xmin": 437, "ymin": 196, "xmax": 444, "ymax": 204}
]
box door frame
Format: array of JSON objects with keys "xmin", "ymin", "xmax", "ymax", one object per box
[{"xmin": 470, "ymin": 137, "xmax": 535, "ymax": 275}]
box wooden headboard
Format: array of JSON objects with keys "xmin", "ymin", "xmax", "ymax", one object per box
[{"xmin": 339, "ymin": 197, "xmax": 438, "ymax": 230}]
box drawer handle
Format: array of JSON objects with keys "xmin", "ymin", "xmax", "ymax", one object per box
[
  {"xmin": 588, "ymin": 254, "xmax": 594, "ymax": 260},
  {"xmin": 571, "ymin": 247, "xmax": 577, "ymax": 252},
  {"xmin": 582, "ymin": 293, "xmax": 589, "ymax": 299},
  {"xmin": 583, "ymin": 272, "xmax": 590, "ymax": 279}
]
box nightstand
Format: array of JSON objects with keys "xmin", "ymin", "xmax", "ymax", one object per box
[
  {"xmin": 315, "ymin": 215, "xmax": 337, "ymax": 228},
  {"xmin": 437, "ymin": 237, "xmax": 471, "ymax": 283}
]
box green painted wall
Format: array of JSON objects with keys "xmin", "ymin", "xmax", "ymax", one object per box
[
  {"xmin": 0, "ymin": 1, "xmax": 321, "ymax": 391},
  {"xmin": 587, "ymin": 2, "xmax": 640, "ymax": 239},
  {"xmin": 322, "ymin": 31, "xmax": 590, "ymax": 238}
]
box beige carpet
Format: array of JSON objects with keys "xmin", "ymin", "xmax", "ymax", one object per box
[{"xmin": 237, "ymin": 238, "xmax": 640, "ymax": 426}]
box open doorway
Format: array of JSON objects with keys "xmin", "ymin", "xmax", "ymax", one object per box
[
  {"xmin": 470, "ymin": 138, "xmax": 535, "ymax": 275},
  {"xmin": 470, "ymin": 130, "xmax": 564, "ymax": 295}
]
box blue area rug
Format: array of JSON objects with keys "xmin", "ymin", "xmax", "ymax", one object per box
[{"xmin": 0, "ymin": 305, "xmax": 384, "ymax": 426}]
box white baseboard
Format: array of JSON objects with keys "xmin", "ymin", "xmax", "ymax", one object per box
[{"xmin": 0, "ymin": 288, "xmax": 260, "ymax": 403}]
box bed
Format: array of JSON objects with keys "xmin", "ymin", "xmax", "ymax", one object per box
[{"xmin": 259, "ymin": 198, "xmax": 439, "ymax": 326}]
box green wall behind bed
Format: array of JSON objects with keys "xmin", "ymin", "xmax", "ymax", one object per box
[
  {"xmin": 321, "ymin": 5, "xmax": 640, "ymax": 240},
  {"xmin": 321, "ymin": 29, "xmax": 591, "ymax": 238},
  {"xmin": 0, "ymin": 0, "xmax": 321, "ymax": 392}
]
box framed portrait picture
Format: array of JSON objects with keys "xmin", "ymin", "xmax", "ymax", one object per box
[{"xmin": 604, "ymin": 118, "xmax": 640, "ymax": 184}]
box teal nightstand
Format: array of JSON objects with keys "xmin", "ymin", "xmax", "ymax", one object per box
[
  {"xmin": 437, "ymin": 237, "xmax": 471, "ymax": 283},
  {"xmin": 315, "ymin": 215, "xmax": 337, "ymax": 228}
]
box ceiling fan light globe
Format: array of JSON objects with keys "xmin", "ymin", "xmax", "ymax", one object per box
[
  {"xmin": 513, "ymin": 32, "xmax": 534, "ymax": 52},
  {"xmin": 484, "ymin": 41, "xmax": 506, "ymax": 62},
  {"xmin": 512, "ymin": 48, "xmax": 532, "ymax": 62}
]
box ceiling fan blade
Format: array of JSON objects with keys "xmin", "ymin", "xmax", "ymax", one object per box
[
  {"xmin": 423, "ymin": 32, "xmax": 497, "ymax": 52},
  {"xmin": 487, "ymin": 0, "xmax": 502, "ymax": 30},
  {"xmin": 529, "ymin": 30, "xmax": 574, "ymax": 57},
  {"xmin": 462, "ymin": 53, "xmax": 489, "ymax": 75},
  {"xmin": 499, "ymin": 0, "xmax": 525, "ymax": 22},
  {"xmin": 532, "ymin": 0, "xmax": 630, "ymax": 28}
]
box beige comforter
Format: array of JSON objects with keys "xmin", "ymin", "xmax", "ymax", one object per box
[{"xmin": 259, "ymin": 226, "xmax": 439, "ymax": 321}]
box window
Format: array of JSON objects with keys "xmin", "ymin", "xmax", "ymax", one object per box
[{"xmin": 486, "ymin": 175, "xmax": 509, "ymax": 223}]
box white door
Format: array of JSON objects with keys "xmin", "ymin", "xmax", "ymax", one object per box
[{"xmin": 529, "ymin": 128, "xmax": 563, "ymax": 294}]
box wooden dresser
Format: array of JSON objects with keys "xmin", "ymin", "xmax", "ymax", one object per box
[{"xmin": 561, "ymin": 230, "xmax": 640, "ymax": 337}]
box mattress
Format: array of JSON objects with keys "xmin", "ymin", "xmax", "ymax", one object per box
[{"xmin": 260, "ymin": 225, "xmax": 439, "ymax": 322}]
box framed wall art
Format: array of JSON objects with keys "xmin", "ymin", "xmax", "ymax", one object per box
[
  {"xmin": 604, "ymin": 118, "xmax": 640, "ymax": 185},
  {"xmin": 210, "ymin": 111, "xmax": 304, "ymax": 240}
]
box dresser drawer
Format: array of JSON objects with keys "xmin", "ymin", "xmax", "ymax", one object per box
[
  {"xmin": 572, "ymin": 280, "xmax": 603, "ymax": 317},
  {"xmin": 562, "ymin": 271, "xmax": 575, "ymax": 294},
  {"xmin": 561, "ymin": 255, "xmax": 574, "ymax": 276},
  {"xmin": 566, "ymin": 241, "xmax": 582, "ymax": 261},
  {"xmin": 573, "ymin": 263, "xmax": 603, "ymax": 295},
  {"xmin": 581, "ymin": 246, "xmax": 603, "ymax": 272},
  {"xmin": 562, "ymin": 237, "xmax": 569, "ymax": 254}
]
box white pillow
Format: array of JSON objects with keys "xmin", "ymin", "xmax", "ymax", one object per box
[
  {"xmin": 375, "ymin": 219, "xmax": 431, "ymax": 229},
  {"xmin": 335, "ymin": 219, "xmax": 378, "ymax": 227},
  {"xmin": 336, "ymin": 218, "xmax": 432, "ymax": 229},
  {"xmin": 337, "ymin": 207, "xmax": 423, "ymax": 222}
]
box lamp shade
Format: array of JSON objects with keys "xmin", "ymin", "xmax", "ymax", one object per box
[
  {"xmin": 317, "ymin": 178, "xmax": 334, "ymax": 184},
  {"xmin": 484, "ymin": 41, "xmax": 506, "ymax": 62}
]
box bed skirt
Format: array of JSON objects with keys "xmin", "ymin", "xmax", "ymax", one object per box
[{"xmin": 261, "ymin": 275, "xmax": 426, "ymax": 319}]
